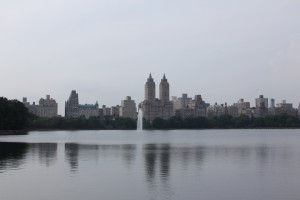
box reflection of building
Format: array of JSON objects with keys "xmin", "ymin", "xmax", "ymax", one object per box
[
  {"xmin": 32, "ymin": 143, "xmax": 57, "ymax": 167},
  {"xmin": 140, "ymin": 74, "xmax": 174, "ymax": 121},
  {"xmin": 120, "ymin": 96, "xmax": 137, "ymax": 119},
  {"xmin": 65, "ymin": 90, "xmax": 100, "ymax": 118},
  {"xmin": 23, "ymin": 95, "xmax": 58, "ymax": 117}
]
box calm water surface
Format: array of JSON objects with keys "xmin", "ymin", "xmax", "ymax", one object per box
[{"xmin": 0, "ymin": 129, "xmax": 300, "ymax": 200}]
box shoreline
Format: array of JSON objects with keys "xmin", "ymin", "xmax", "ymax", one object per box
[
  {"xmin": 1, "ymin": 127, "xmax": 300, "ymax": 135},
  {"xmin": 0, "ymin": 130, "xmax": 29, "ymax": 135}
]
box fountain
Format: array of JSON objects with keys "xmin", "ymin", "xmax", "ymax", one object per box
[{"xmin": 137, "ymin": 108, "xmax": 143, "ymax": 130}]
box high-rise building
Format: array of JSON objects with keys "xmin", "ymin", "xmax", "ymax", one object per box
[
  {"xmin": 22, "ymin": 97, "xmax": 38, "ymax": 116},
  {"xmin": 174, "ymin": 94, "xmax": 209, "ymax": 118},
  {"xmin": 173, "ymin": 94, "xmax": 191, "ymax": 110},
  {"xmin": 270, "ymin": 99, "xmax": 275, "ymax": 108},
  {"xmin": 23, "ymin": 96, "xmax": 57, "ymax": 117},
  {"xmin": 37, "ymin": 95, "xmax": 58, "ymax": 117},
  {"xmin": 65, "ymin": 90, "xmax": 79, "ymax": 117},
  {"xmin": 65, "ymin": 90, "xmax": 100, "ymax": 119},
  {"xmin": 159, "ymin": 74, "xmax": 169, "ymax": 102},
  {"xmin": 140, "ymin": 74, "xmax": 174, "ymax": 121},
  {"xmin": 102, "ymin": 105, "xmax": 111, "ymax": 116},
  {"xmin": 268, "ymin": 100, "xmax": 297, "ymax": 116},
  {"xmin": 145, "ymin": 73, "xmax": 155, "ymax": 101},
  {"xmin": 110, "ymin": 105, "xmax": 120, "ymax": 117},
  {"xmin": 206, "ymin": 103, "xmax": 225, "ymax": 118},
  {"xmin": 255, "ymin": 95, "xmax": 268, "ymax": 108},
  {"xmin": 254, "ymin": 95, "xmax": 268, "ymax": 117},
  {"xmin": 233, "ymin": 98, "xmax": 251, "ymax": 116},
  {"xmin": 119, "ymin": 96, "xmax": 137, "ymax": 119}
]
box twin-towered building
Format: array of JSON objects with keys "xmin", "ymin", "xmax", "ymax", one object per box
[{"xmin": 139, "ymin": 74, "xmax": 174, "ymax": 121}]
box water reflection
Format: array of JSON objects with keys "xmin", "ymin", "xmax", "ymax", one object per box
[
  {"xmin": 143, "ymin": 144, "xmax": 296, "ymax": 187},
  {"xmin": 144, "ymin": 144, "xmax": 206, "ymax": 182},
  {"xmin": 30, "ymin": 143, "xmax": 57, "ymax": 167},
  {"xmin": 121, "ymin": 144, "xmax": 137, "ymax": 168},
  {"xmin": 65, "ymin": 143, "xmax": 79, "ymax": 171},
  {"xmin": 0, "ymin": 142, "xmax": 28, "ymax": 173},
  {"xmin": 65, "ymin": 143, "xmax": 137, "ymax": 171}
]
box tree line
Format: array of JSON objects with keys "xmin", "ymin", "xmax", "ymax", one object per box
[
  {"xmin": 1, "ymin": 96, "xmax": 300, "ymax": 131},
  {"xmin": 30, "ymin": 116, "xmax": 137, "ymax": 130},
  {"xmin": 146, "ymin": 114, "xmax": 300, "ymax": 129},
  {"xmin": 0, "ymin": 97, "xmax": 30, "ymax": 130}
]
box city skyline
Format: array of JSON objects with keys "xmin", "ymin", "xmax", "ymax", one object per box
[
  {"xmin": 1, "ymin": 0, "xmax": 300, "ymax": 115},
  {"xmin": 21, "ymin": 74, "xmax": 299, "ymax": 117}
]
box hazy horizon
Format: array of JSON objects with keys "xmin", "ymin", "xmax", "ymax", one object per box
[{"xmin": 1, "ymin": 0, "xmax": 300, "ymax": 115}]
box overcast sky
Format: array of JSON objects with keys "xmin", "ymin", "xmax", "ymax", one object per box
[{"xmin": 1, "ymin": 0, "xmax": 300, "ymax": 115}]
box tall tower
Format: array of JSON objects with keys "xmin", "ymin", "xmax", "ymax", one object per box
[
  {"xmin": 145, "ymin": 73, "xmax": 156, "ymax": 101},
  {"xmin": 65, "ymin": 90, "xmax": 79, "ymax": 117},
  {"xmin": 159, "ymin": 74, "xmax": 170, "ymax": 102}
]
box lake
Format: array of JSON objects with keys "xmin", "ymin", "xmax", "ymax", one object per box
[{"xmin": 0, "ymin": 129, "xmax": 300, "ymax": 200}]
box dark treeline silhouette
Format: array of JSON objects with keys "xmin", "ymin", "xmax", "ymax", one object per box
[
  {"xmin": 30, "ymin": 116, "xmax": 137, "ymax": 130},
  {"xmin": 1, "ymin": 96, "xmax": 300, "ymax": 130},
  {"xmin": 0, "ymin": 97, "xmax": 30, "ymax": 130},
  {"xmin": 145, "ymin": 114, "xmax": 300, "ymax": 129}
]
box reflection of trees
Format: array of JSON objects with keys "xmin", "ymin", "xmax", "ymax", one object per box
[
  {"xmin": 30, "ymin": 143, "xmax": 57, "ymax": 167},
  {"xmin": 0, "ymin": 142, "xmax": 29, "ymax": 172},
  {"xmin": 64, "ymin": 143, "xmax": 137, "ymax": 171}
]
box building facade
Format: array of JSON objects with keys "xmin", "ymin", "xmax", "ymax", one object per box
[
  {"xmin": 172, "ymin": 94, "xmax": 192, "ymax": 111},
  {"xmin": 110, "ymin": 105, "xmax": 120, "ymax": 117},
  {"xmin": 206, "ymin": 103, "xmax": 226, "ymax": 118},
  {"xmin": 140, "ymin": 74, "xmax": 174, "ymax": 121},
  {"xmin": 119, "ymin": 96, "xmax": 137, "ymax": 119},
  {"xmin": 37, "ymin": 95, "xmax": 58, "ymax": 117},
  {"xmin": 65, "ymin": 90, "xmax": 79, "ymax": 117},
  {"xmin": 65, "ymin": 90, "xmax": 100, "ymax": 118},
  {"xmin": 256, "ymin": 95, "xmax": 268, "ymax": 108},
  {"xmin": 268, "ymin": 100, "xmax": 297, "ymax": 117},
  {"xmin": 22, "ymin": 97, "xmax": 38, "ymax": 116},
  {"xmin": 254, "ymin": 95, "xmax": 268, "ymax": 117},
  {"xmin": 78, "ymin": 102, "xmax": 99, "ymax": 119},
  {"xmin": 175, "ymin": 95, "xmax": 209, "ymax": 118},
  {"xmin": 23, "ymin": 96, "xmax": 57, "ymax": 118},
  {"xmin": 233, "ymin": 98, "xmax": 251, "ymax": 117}
]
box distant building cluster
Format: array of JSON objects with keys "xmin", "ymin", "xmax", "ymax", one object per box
[
  {"xmin": 23, "ymin": 95, "xmax": 58, "ymax": 118},
  {"xmin": 22, "ymin": 74, "xmax": 300, "ymax": 120},
  {"xmin": 23, "ymin": 91, "xmax": 137, "ymax": 119}
]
